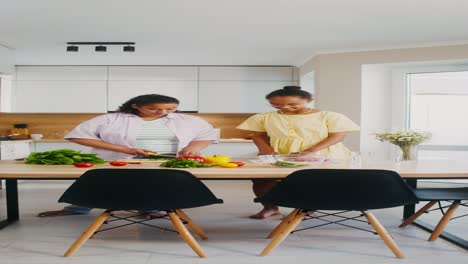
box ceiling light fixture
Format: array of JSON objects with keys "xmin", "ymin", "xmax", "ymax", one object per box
[
  {"xmin": 95, "ymin": 45, "xmax": 107, "ymax": 52},
  {"xmin": 66, "ymin": 45, "xmax": 78, "ymax": 52},
  {"xmin": 123, "ymin": 45, "xmax": 135, "ymax": 52},
  {"xmin": 66, "ymin": 42, "xmax": 135, "ymax": 53}
]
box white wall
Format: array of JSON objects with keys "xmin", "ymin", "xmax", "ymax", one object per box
[
  {"xmin": 0, "ymin": 75, "xmax": 13, "ymax": 112},
  {"xmin": 0, "ymin": 46, "xmax": 14, "ymax": 74},
  {"xmin": 300, "ymin": 44, "xmax": 468, "ymax": 151},
  {"xmin": 361, "ymin": 65, "xmax": 392, "ymax": 159}
]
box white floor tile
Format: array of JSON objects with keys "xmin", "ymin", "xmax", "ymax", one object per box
[{"xmin": 0, "ymin": 180, "xmax": 466, "ymax": 264}]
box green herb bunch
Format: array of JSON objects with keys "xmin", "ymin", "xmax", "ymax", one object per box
[
  {"xmin": 25, "ymin": 149, "xmax": 105, "ymax": 165},
  {"xmin": 160, "ymin": 159, "xmax": 215, "ymax": 168}
]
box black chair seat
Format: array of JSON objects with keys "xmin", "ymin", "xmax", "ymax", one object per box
[
  {"xmin": 59, "ymin": 168, "xmax": 223, "ymax": 210},
  {"xmin": 60, "ymin": 168, "xmax": 223, "ymax": 258},
  {"xmin": 256, "ymin": 169, "xmax": 417, "ymax": 258},
  {"xmin": 400, "ymin": 187, "xmax": 467, "ymax": 242},
  {"xmin": 414, "ymin": 187, "xmax": 468, "ymax": 201},
  {"xmin": 255, "ymin": 169, "xmax": 417, "ymax": 211}
]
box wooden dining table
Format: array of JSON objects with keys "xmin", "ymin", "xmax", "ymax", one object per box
[{"xmin": 1, "ymin": 159, "xmax": 467, "ymax": 248}]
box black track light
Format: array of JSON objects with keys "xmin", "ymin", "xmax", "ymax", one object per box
[
  {"xmin": 66, "ymin": 45, "xmax": 78, "ymax": 52},
  {"xmin": 123, "ymin": 45, "xmax": 135, "ymax": 52},
  {"xmin": 67, "ymin": 42, "xmax": 135, "ymax": 53},
  {"xmin": 95, "ymin": 45, "xmax": 107, "ymax": 52}
]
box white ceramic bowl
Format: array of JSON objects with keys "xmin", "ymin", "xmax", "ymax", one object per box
[{"xmin": 30, "ymin": 134, "xmax": 43, "ymax": 139}]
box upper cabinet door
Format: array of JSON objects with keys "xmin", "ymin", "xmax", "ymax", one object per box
[
  {"xmin": 13, "ymin": 66, "xmax": 108, "ymax": 113},
  {"xmin": 107, "ymin": 81, "xmax": 198, "ymax": 112},
  {"xmin": 198, "ymin": 66, "xmax": 300, "ymax": 113},
  {"xmin": 199, "ymin": 66, "xmax": 294, "ymax": 81},
  {"xmin": 16, "ymin": 66, "xmax": 108, "ymax": 81},
  {"xmin": 198, "ymin": 81, "xmax": 298, "ymax": 113},
  {"xmin": 107, "ymin": 66, "xmax": 199, "ymax": 112},
  {"xmin": 108, "ymin": 66, "xmax": 198, "ymax": 81},
  {"xmin": 12, "ymin": 81, "xmax": 107, "ymax": 113}
]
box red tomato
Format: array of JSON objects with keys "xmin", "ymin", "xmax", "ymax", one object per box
[
  {"xmin": 230, "ymin": 161, "xmax": 245, "ymax": 167},
  {"xmin": 178, "ymin": 156, "xmax": 205, "ymax": 163},
  {"xmin": 109, "ymin": 161, "xmax": 128, "ymax": 166},
  {"xmin": 74, "ymin": 162, "xmax": 94, "ymax": 168}
]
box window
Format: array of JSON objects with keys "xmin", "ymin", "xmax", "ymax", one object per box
[{"xmin": 408, "ymin": 71, "xmax": 468, "ymax": 160}]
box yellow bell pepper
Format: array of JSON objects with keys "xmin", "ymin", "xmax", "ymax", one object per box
[
  {"xmin": 203, "ymin": 155, "xmax": 231, "ymax": 164},
  {"xmin": 219, "ymin": 162, "xmax": 239, "ymax": 168}
]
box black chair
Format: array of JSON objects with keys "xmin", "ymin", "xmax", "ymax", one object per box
[
  {"xmin": 399, "ymin": 187, "xmax": 468, "ymax": 240},
  {"xmin": 59, "ymin": 168, "xmax": 223, "ymax": 258},
  {"xmin": 255, "ymin": 169, "xmax": 418, "ymax": 258}
]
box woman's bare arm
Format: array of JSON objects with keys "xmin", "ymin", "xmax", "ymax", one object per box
[
  {"xmin": 302, "ymin": 132, "xmax": 347, "ymax": 153},
  {"xmin": 67, "ymin": 138, "xmax": 151, "ymax": 156},
  {"xmin": 252, "ymin": 132, "xmax": 276, "ymax": 155}
]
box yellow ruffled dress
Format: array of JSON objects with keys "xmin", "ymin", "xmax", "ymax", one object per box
[{"xmin": 237, "ymin": 111, "xmax": 360, "ymax": 159}]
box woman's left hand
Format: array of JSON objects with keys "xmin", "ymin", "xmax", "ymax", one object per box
[{"xmin": 178, "ymin": 148, "xmax": 201, "ymax": 156}]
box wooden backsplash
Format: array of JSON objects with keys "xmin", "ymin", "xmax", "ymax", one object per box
[{"xmin": 0, "ymin": 113, "xmax": 256, "ymax": 139}]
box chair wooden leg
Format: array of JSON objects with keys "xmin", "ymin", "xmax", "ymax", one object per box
[
  {"xmin": 175, "ymin": 209, "xmax": 208, "ymax": 240},
  {"xmin": 260, "ymin": 211, "xmax": 306, "ymax": 256},
  {"xmin": 267, "ymin": 209, "xmax": 300, "ymax": 239},
  {"xmin": 64, "ymin": 210, "xmax": 112, "ymax": 257},
  {"xmin": 429, "ymin": 201, "xmax": 460, "ymax": 241},
  {"xmin": 399, "ymin": 201, "xmax": 437, "ymax": 227},
  {"xmin": 168, "ymin": 212, "xmax": 207, "ymax": 258},
  {"xmin": 363, "ymin": 211, "xmax": 404, "ymax": 259}
]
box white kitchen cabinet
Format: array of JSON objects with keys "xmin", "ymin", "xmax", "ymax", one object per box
[
  {"xmin": 198, "ymin": 66, "xmax": 300, "ymax": 113},
  {"xmin": 107, "ymin": 81, "xmax": 198, "ymax": 112},
  {"xmin": 199, "ymin": 66, "xmax": 294, "ymax": 81},
  {"xmin": 198, "ymin": 81, "xmax": 298, "ymax": 113},
  {"xmin": 200, "ymin": 142, "xmax": 258, "ymax": 159},
  {"xmin": 16, "ymin": 66, "xmax": 107, "ymax": 81},
  {"xmin": 12, "ymin": 81, "xmax": 107, "ymax": 113},
  {"xmin": 108, "ymin": 66, "xmax": 198, "ymax": 81},
  {"xmin": 0, "ymin": 141, "xmax": 31, "ymax": 160},
  {"xmin": 107, "ymin": 66, "xmax": 199, "ymax": 112},
  {"xmin": 32, "ymin": 141, "xmax": 92, "ymax": 153},
  {"xmin": 13, "ymin": 66, "xmax": 108, "ymax": 113}
]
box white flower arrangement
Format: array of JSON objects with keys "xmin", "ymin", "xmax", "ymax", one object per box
[{"xmin": 375, "ymin": 130, "xmax": 432, "ymax": 161}]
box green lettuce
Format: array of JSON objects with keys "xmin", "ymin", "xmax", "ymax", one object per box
[{"xmin": 25, "ymin": 149, "xmax": 105, "ymax": 165}]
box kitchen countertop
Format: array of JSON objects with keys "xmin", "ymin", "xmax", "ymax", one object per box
[{"xmin": 0, "ymin": 139, "xmax": 33, "ymax": 143}]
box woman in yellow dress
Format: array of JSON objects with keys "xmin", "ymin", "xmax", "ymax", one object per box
[{"xmin": 237, "ymin": 86, "xmax": 360, "ymax": 219}]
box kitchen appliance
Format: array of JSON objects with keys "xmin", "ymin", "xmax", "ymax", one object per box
[{"xmin": 0, "ymin": 134, "xmax": 20, "ymax": 141}]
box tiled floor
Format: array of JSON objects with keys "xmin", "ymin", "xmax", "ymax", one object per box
[{"xmin": 0, "ymin": 180, "xmax": 466, "ymax": 264}]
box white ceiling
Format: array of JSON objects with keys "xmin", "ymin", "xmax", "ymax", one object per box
[{"xmin": 2, "ymin": 0, "xmax": 468, "ymax": 66}]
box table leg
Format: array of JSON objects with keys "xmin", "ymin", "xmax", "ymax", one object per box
[
  {"xmin": 0, "ymin": 179, "xmax": 19, "ymax": 229},
  {"xmin": 403, "ymin": 178, "xmax": 467, "ymax": 250},
  {"xmin": 403, "ymin": 179, "xmax": 417, "ymax": 219}
]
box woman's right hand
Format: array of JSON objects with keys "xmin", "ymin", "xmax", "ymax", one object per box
[
  {"xmin": 122, "ymin": 148, "xmax": 153, "ymax": 156},
  {"xmin": 257, "ymin": 149, "xmax": 277, "ymax": 155}
]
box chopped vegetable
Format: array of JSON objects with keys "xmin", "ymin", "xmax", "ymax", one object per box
[
  {"xmin": 230, "ymin": 161, "xmax": 245, "ymax": 167},
  {"xmin": 109, "ymin": 161, "xmax": 128, "ymax": 166},
  {"xmin": 203, "ymin": 155, "xmax": 231, "ymax": 164},
  {"xmin": 160, "ymin": 159, "xmax": 215, "ymax": 168},
  {"xmin": 25, "ymin": 149, "xmax": 105, "ymax": 165},
  {"xmin": 74, "ymin": 162, "xmax": 94, "ymax": 168},
  {"xmin": 271, "ymin": 161, "xmax": 308, "ymax": 167},
  {"xmin": 219, "ymin": 162, "xmax": 239, "ymax": 168},
  {"xmin": 178, "ymin": 156, "xmax": 205, "ymax": 163}
]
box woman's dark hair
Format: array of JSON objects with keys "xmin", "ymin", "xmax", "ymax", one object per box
[
  {"xmin": 117, "ymin": 94, "xmax": 179, "ymax": 114},
  {"xmin": 266, "ymin": 86, "xmax": 312, "ymax": 100}
]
